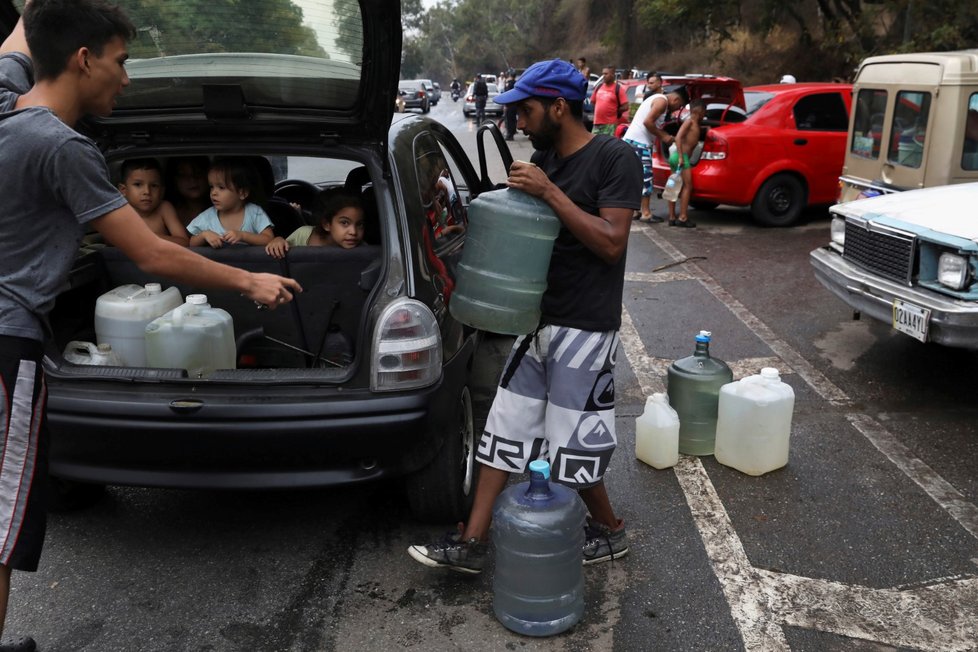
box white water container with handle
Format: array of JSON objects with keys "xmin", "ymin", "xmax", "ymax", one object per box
[
  {"xmin": 714, "ymin": 368, "xmax": 795, "ymax": 476},
  {"xmin": 144, "ymin": 294, "xmax": 236, "ymax": 378},
  {"xmin": 635, "ymin": 393, "xmax": 680, "ymax": 469},
  {"xmin": 63, "ymin": 341, "xmax": 123, "ymax": 366},
  {"xmin": 95, "ymin": 283, "xmax": 182, "ymax": 366}
]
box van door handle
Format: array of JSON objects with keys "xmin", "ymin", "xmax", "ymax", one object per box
[{"xmin": 794, "ymin": 138, "xmax": 808, "ymax": 146}]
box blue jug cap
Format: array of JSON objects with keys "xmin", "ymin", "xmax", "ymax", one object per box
[
  {"xmin": 529, "ymin": 459, "xmax": 550, "ymax": 480},
  {"xmin": 695, "ymin": 330, "xmax": 712, "ymax": 343}
]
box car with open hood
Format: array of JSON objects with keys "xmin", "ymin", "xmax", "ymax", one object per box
[{"xmin": 0, "ymin": 0, "xmax": 515, "ymax": 521}]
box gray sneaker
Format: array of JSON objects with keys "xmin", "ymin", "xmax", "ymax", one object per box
[
  {"xmin": 582, "ymin": 518, "xmax": 629, "ymax": 565},
  {"xmin": 408, "ymin": 532, "xmax": 488, "ymax": 575}
]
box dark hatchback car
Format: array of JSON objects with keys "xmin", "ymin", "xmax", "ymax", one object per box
[{"xmin": 0, "ymin": 0, "xmax": 513, "ymax": 522}]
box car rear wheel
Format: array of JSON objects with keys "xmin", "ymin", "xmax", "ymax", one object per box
[
  {"xmin": 47, "ymin": 476, "xmax": 106, "ymax": 512},
  {"xmin": 751, "ymin": 173, "xmax": 806, "ymax": 227},
  {"xmin": 406, "ymin": 386, "xmax": 477, "ymax": 523}
]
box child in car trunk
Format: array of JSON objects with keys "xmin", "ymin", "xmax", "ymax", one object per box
[
  {"xmin": 264, "ymin": 189, "xmax": 365, "ymax": 258},
  {"xmin": 188, "ymin": 157, "xmax": 275, "ymax": 248}
]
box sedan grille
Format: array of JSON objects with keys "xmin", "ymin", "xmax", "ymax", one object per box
[{"xmin": 842, "ymin": 220, "xmax": 916, "ymax": 285}]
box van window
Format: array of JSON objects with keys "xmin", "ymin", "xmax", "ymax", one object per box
[
  {"xmin": 851, "ymin": 89, "xmax": 887, "ymax": 159},
  {"xmin": 963, "ymin": 94, "xmax": 978, "ymax": 171},
  {"xmin": 793, "ymin": 93, "xmax": 849, "ymax": 131},
  {"xmin": 887, "ymin": 91, "xmax": 931, "ymax": 169}
]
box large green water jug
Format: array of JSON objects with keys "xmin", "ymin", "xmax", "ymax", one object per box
[
  {"xmin": 667, "ymin": 330, "xmax": 733, "ymax": 456},
  {"xmin": 450, "ymin": 187, "xmax": 560, "ymax": 335}
]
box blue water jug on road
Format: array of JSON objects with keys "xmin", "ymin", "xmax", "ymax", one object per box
[
  {"xmin": 492, "ymin": 460, "xmax": 586, "ymax": 637},
  {"xmin": 667, "ymin": 330, "xmax": 733, "ymax": 456},
  {"xmin": 450, "ymin": 188, "xmax": 561, "ymax": 335}
]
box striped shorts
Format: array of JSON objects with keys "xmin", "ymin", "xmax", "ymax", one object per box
[
  {"xmin": 0, "ymin": 336, "xmax": 48, "ymax": 572},
  {"xmin": 624, "ymin": 138, "xmax": 653, "ymax": 197},
  {"xmin": 477, "ymin": 325, "xmax": 618, "ymax": 489}
]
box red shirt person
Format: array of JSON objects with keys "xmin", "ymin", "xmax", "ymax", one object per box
[{"xmin": 590, "ymin": 66, "xmax": 627, "ymax": 136}]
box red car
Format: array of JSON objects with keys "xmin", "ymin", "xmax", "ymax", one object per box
[{"xmin": 652, "ymin": 82, "xmax": 853, "ymax": 226}]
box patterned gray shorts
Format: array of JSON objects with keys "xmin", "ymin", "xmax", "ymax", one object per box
[{"xmin": 477, "ymin": 325, "xmax": 618, "ymax": 488}]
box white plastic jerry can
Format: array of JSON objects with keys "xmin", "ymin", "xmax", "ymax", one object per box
[
  {"xmin": 714, "ymin": 368, "xmax": 795, "ymax": 476},
  {"xmin": 635, "ymin": 393, "xmax": 680, "ymax": 469},
  {"xmin": 144, "ymin": 294, "xmax": 236, "ymax": 378},
  {"xmin": 63, "ymin": 341, "xmax": 124, "ymax": 366}
]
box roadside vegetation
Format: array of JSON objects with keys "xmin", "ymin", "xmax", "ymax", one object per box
[{"xmin": 401, "ymin": 0, "xmax": 978, "ymax": 84}]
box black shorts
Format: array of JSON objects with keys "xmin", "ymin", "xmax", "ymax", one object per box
[{"xmin": 0, "ymin": 336, "xmax": 48, "ymax": 572}]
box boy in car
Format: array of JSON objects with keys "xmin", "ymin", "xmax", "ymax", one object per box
[{"xmin": 118, "ymin": 158, "xmax": 190, "ymax": 246}]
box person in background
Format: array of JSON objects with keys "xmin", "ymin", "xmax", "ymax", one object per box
[
  {"xmin": 188, "ymin": 158, "xmax": 274, "ymax": 248},
  {"xmin": 117, "ymin": 158, "xmax": 190, "ymax": 246},
  {"xmin": 408, "ymin": 58, "xmax": 640, "ymax": 575},
  {"xmin": 622, "ymin": 85, "xmax": 688, "ymax": 222},
  {"xmin": 780, "ymin": 74, "xmax": 797, "ymax": 84},
  {"xmin": 590, "ymin": 65, "xmax": 627, "ymax": 136},
  {"xmin": 668, "ymin": 99, "xmax": 707, "ymax": 228},
  {"xmin": 502, "ymin": 69, "xmax": 517, "ymax": 140},
  {"xmin": 265, "ymin": 189, "xmax": 364, "ymax": 258},
  {"xmin": 643, "ymin": 71, "xmax": 663, "ymax": 101},
  {"xmin": 0, "ymin": 4, "xmax": 300, "ymax": 650},
  {"xmin": 165, "ymin": 155, "xmax": 210, "ymax": 227},
  {"xmin": 576, "ymin": 56, "xmax": 590, "ymax": 80},
  {"xmin": 473, "ymin": 74, "xmax": 488, "ymax": 125}
]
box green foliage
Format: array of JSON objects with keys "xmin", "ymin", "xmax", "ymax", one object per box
[{"xmin": 116, "ymin": 0, "xmax": 324, "ymax": 59}]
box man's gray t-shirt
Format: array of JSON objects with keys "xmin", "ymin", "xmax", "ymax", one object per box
[{"xmin": 0, "ymin": 53, "xmax": 128, "ymax": 341}]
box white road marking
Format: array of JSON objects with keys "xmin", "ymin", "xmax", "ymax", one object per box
[{"xmin": 620, "ymin": 225, "xmax": 978, "ymax": 650}]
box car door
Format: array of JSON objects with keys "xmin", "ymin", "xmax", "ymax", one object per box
[{"xmin": 790, "ymin": 90, "xmax": 852, "ymax": 203}]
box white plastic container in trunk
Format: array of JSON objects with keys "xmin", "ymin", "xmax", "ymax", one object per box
[
  {"xmin": 94, "ymin": 283, "xmax": 182, "ymax": 366},
  {"xmin": 144, "ymin": 294, "xmax": 236, "ymax": 378}
]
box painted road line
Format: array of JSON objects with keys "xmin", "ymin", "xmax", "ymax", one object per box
[
  {"xmin": 757, "ymin": 570, "xmax": 978, "ymax": 651},
  {"xmin": 640, "ymin": 226, "xmax": 851, "ymax": 407},
  {"xmin": 847, "ymin": 413, "xmax": 978, "ymax": 541}
]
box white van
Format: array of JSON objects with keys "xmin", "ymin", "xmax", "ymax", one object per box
[{"xmin": 839, "ymin": 50, "xmax": 978, "ymax": 203}]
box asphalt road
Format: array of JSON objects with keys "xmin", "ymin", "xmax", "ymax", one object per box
[{"xmin": 8, "ymin": 101, "xmax": 978, "ymax": 651}]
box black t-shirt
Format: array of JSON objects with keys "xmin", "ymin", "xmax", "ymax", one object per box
[
  {"xmin": 531, "ymin": 134, "xmax": 641, "ymax": 331},
  {"xmin": 474, "ymin": 79, "xmax": 488, "ymax": 97}
]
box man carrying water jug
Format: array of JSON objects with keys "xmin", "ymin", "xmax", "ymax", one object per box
[
  {"xmin": 409, "ymin": 59, "xmax": 641, "ymax": 574},
  {"xmin": 0, "ymin": 4, "xmax": 300, "ymax": 649}
]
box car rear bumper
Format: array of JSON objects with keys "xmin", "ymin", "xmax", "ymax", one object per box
[
  {"xmin": 651, "ymin": 158, "xmax": 751, "ymax": 205},
  {"xmin": 46, "ymin": 343, "xmax": 475, "ymax": 489},
  {"xmin": 810, "ymin": 246, "xmax": 978, "ymax": 349}
]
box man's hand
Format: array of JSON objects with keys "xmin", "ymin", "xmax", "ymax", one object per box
[
  {"xmin": 243, "ymin": 273, "xmax": 303, "ymax": 310},
  {"xmin": 507, "ymin": 160, "xmax": 551, "ymax": 199}
]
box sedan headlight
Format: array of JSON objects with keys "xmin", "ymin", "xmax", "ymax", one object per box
[
  {"xmin": 938, "ymin": 252, "xmax": 970, "ymax": 290},
  {"xmin": 830, "ymin": 217, "xmax": 846, "ymax": 247}
]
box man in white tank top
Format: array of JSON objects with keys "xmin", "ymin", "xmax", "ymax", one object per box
[{"xmin": 622, "ymin": 87, "xmax": 688, "ymax": 220}]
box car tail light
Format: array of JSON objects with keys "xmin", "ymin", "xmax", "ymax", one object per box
[
  {"xmin": 417, "ymin": 91, "xmax": 425, "ymax": 99},
  {"xmin": 371, "ymin": 298, "xmax": 442, "ymax": 391},
  {"xmin": 700, "ymin": 131, "xmax": 728, "ymax": 160},
  {"xmin": 466, "ymin": 95, "xmax": 474, "ymax": 102}
]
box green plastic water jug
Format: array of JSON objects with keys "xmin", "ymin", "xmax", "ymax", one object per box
[
  {"xmin": 667, "ymin": 330, "xmax": 733, "ymax": 456},
  {"xmin": 450, "ymin": 188, "xmax": 560, "ymax": 335}
]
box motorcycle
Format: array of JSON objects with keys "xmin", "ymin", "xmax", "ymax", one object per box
[{"xmin": 451, "ymin": 89, "xmax": 460, "ymax": 102}]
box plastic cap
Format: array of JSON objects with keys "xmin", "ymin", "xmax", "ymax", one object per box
[
  {"xmin": 187, "ymin": 294, "xmax": 208, "ymax": 305},
  {"xmin": 144, "ymin": 283, "xmax": 162, "ymax": 295},
  {"xmin": 695, "ymin": 330, "xmax": 712, "ymax": 342},
  {"xmin": 529, "ymin": 459, "xmax": 551, "ymax": 480},
  {"xmin": 651, "ymin": 392, "xmax": 668, "ymax": 404},
  {"xmin": 97, "ymin": 343, "xmax": 112, "ymax": 353},
  {"xmin": 761, "ymin": 367, "xmax": 780, "ymax": 380}
]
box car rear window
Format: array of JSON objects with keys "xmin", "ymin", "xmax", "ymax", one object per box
[
  {"xmin": 744, "ymin": 91, "xmax": 774, "ymax": 116},
  {"xmin": 886, "ymin": 91, "xmax": 931, "ymax": 169},
  {"xmin": 851, "ymin": 88, "xmax": 887, "ymax": 159},
  {"xmin": 112, "ymin": 0, "xmax": 364, "ymax": 112}
]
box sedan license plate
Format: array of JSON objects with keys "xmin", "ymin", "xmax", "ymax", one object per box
[{"xmin": 892, "ymin": 299, "xmax": 931, "ymax": 342}]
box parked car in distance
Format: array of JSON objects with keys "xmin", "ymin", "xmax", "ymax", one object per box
[
  {"xmin": 464, "ymin": 82, "xmax": 503, "ymax": 118},
  {"xmin": 7, "ymin": 0, "xmax": 517, "ymax": 522},
  {"xmin": 810, "ymin": 183, "xmax": 978, "ymax": 349},
  {"xmin": 840, "ymin": 50, "xmax": 978, "ymax": 204},
  {"xmin": 398, "ymin": 79, "xmax": 430, "ymax": 113},
  {"xmin": 652, "ymin": 82, "xmax": 852, "ymax": 226},
  {"xmin": 417, "ymin": 78, "xmax": 439, "ymax": 105}
]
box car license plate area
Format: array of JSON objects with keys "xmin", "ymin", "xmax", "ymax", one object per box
[{"xmin": 892, "ymin": 299, "xmax": 931, "ymax": 342}]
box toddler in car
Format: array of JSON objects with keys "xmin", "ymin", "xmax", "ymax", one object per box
[
  {"xmin": 118, "ymin": 158, "xmax": 190, "ymax": 246},
  {"xmin": 265, "ymin": 188, "xmax": 365, "ymax": 259},
  {"xmin": 187, "ymin": 158, "xmax": 274, "ymax": 248}
]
